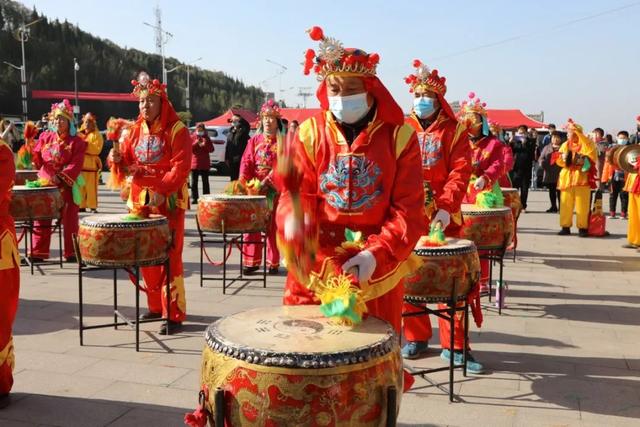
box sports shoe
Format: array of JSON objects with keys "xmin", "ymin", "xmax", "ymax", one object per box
[
  {"xmin": 620, "ymin": 212, "xmax": 627, "ymax": 219},
  {"xmin": 578, "ymin": 228, "xmax": 589, "ymax": 238},
  {"xmin": 557, "ymin": 227, "xmax": 571, "ymax": 235},
  {"xmin": 401, "ymin": 341, "xmax": 429, "ymax": 359},
  {"xmin": 610, "ymin": 212, "xmax": 617, "ymax": 219},
  {"xmin": 440, "ymin": 349, "xmax": 486, "ymax": 374}
]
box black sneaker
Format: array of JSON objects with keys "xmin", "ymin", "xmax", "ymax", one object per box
[
  {"xmin": 139, "ymin": 311, "xmax": 162, "ymax": 321},
  {"xmin": 268, "ymin": 267, "xmax": 279, "ymax": 275},
  {"xmin": 243, "ymin": 266, "xmax": 260, "ymax": 275},
  {"xmin": 578, "ymin": 229, "xmax": 589, "ymax": 238},
  {"xmin": 159, "ymin": 321, "xmax": 183, "ymax": 335},
  {"xmin": 558, "ymin": 227, "xmax": 571, "ymax": 235}
]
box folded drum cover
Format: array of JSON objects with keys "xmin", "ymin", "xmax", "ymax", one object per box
[
  {"xmin": 201, "ymin": 305, "xmax": 402, "ymax": 426},
  {"xmin": 78, "ymin": 214, "xmax": 171, "ymax": 267},
  {"xmin": 405, "ymin": 238, "xmax": 480, "ymax": 302},
  {"xmin": 197, "ymin": 194, "xmax": 269, "ymax": 233}
]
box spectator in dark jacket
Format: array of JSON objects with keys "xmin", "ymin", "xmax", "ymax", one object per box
[
  {"xmin": 538, "ymin": 131, "xmax": 562, "ymax": 212},
  {"xmin": 191, "ymin": 123, "xmax": 214, "ymax": 203},
  {"xmin": 509, "ymin": 125, "xmax": 536, "ymax": 211},
  {"xmin": 225, "ymin": 114, "xmax": 250, "ymax": 181}
]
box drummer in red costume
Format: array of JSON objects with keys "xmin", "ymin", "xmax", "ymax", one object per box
[
  {"xmin": 400, "ymin": 60, "xmax": 477, "ymax": 368},
  {"xmin": 31, "ymin": 99, "xmax": 87, "ymax": 262},
  {"xmin": 276, "ymin": 26, "xmax": 425, "ymax": 336},
  {"xmin": 239, "ymin": 99, "xmax": 281, "ymax": 275},
  {"xmin": 109, "ymin": 72, "xmax": 191, "ymax": 334},
  {"xmin": 0, "ymin": 135, "xmax": 20, "ymax": 408}
]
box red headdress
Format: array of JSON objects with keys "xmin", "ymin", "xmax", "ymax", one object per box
[
  {"xmin": 303, "ymin": 26, "xmax": 404, "ymax": 126},
  {"xmin": 405, "ymin": 59, "xmax": 455, "ymax": 120},
  {"xmin": 459, "ymin": 92, "xmax": 490, "ymax": 136},
  {"xmin": 130, "ymin": 71, "xmax": 180, "ymax": 133}
]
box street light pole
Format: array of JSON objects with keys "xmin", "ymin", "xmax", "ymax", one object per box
[
  {"xmin": 14, "ymin": 18, "xmax": 41, "ymax": 121},
  {"xmin": 73, "ymin": 58, "xmax": 80, "ymax": 124},
  {"xmin": 185, "ymin": 57, "xmax": 202, "ymax": 127}
]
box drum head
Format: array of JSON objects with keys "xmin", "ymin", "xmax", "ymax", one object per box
[
  {"xmin": 202, "ymin": 194, "xmax": 267, "ymax": 201},
  {"xmin": 12, "ymin": 185, "xmax": 58, "ymax": 192},
  {"xmin": 414, "ymin": 238, "xmax": 477, "ymax": 256},
  {"xmin": 206, "ymin": 305, "xmax": 397, "ymax": 368},
  {"xmin": 461, "ymin": 204, "xmax": 511, "ymax": 215},
  {"xmin": 500, "ymin": 187, "xmax": 517, "ymax": 194},
  {"xmin": 80, "ymin": 213, "xmax": 168, "ymax": 228}
]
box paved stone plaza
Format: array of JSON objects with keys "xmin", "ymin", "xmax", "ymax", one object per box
[{"xmin": 1, "ymin": 177, "xmax": 639, "ymax": 427}]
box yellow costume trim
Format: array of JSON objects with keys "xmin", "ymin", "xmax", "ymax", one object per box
[
  {"xmin": 297, "ymin": 117, "xmax": 317, "ymax": 167},
  {"xmin": 394, "ymin": 123, "xmax": 415, "ymax": 159},
  {"xmin": 0, "ymin": 337, "xmax": 15, "ymax": 371},
  {"xmin": 0, "ymin": 230, "xmax": 20, "ymax": 271}
]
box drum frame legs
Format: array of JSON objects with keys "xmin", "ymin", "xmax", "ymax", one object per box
[
  {"xmin": 72, "ymin": 234, "xmax": 171, "ymax": 352},
  {"xmin": 481, "ymin": 245, "xmax": 507, "ymax": 315},
  {"xmin": 196, "ymin": 217, "xmax": 267, "ymax": 294},
  {"xmin": 16, "ymin": 219, "xmax": 64, "ymax": 274},
  {"xmin": 402, "ymin": 280, "xmax": 470, "ymax": 402}
]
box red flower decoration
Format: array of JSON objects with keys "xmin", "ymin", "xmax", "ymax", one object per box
[
  {"xmin": 305, "ymin": 49, "xmax": 315, "ymax": 60},
  {"xmin": 308, "ymin": 26, "xmax": 324, "ymax": 41},
  {"xmin": 369, "ymin": 53, "xmax": 380, "ymax": 65},
  {"xmin": 413, "ymin": 59, "xmax": 422, "ymax": 68}
]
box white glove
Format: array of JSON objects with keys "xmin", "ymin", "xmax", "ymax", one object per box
[
  {"xmin": 283, "ymin": 213, "xmax": 299, "ymax": 241},
  {"xmin": 341, "ymin": 250, "xmax": 376, "ymax": 283},
  {"xmin": 474, "ymin": 176, "xmax": 487, "ymax": 190},
  {"xmin": 431, "ymin": 209, "xmax": 451, "ymax": 230}
]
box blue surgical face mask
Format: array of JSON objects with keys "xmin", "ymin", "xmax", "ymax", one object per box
[
  {"xmin": 618, "ymin": 138, "xmax": 629, "ymax": 145},
  {"xmin": 328, "ymin": 92, "xmax": 370, "ymax": 124},
  {"xmin": 413, "ymin": 97, "xmax": 436, "ymax": 119}
]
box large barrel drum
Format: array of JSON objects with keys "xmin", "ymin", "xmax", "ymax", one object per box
[
  {"xmin": 77, "ymin": 214, "xmax": 171, "ymax": 267},
  {"xmin": 405, "ymin": 238, "xmax": 480, "ymax": 303},
  {"xmin": 197, "ymin": 195, "xmax": 269, "ymax": 233},
  {"xmin": 200, "ymin": 305, "xmax": 402, "ymax": 426},
  {"xmin": 460, "ymin": 205, "xmax": 514, "ymax": 250}
]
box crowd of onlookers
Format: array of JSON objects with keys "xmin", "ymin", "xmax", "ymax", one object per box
[{"xmin": 496, "ymin": 120, "xmax": 639, "ymax": 218}]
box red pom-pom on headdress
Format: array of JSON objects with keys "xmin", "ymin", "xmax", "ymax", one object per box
[{"xmin": 307, "ymin": 26, "xmax": 324, "ymax": 41}]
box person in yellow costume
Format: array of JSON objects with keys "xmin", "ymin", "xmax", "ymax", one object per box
[
  {"xmin": 78, "ymin": 113, "xmax": 104, "ymax": 212},
  {"xmin": 555, "ymin": 119, "xmax": 597, "ymax": 237},
  {"xmin": 622, "ymin": 143, "xmax": 640, "ymax": 249}
]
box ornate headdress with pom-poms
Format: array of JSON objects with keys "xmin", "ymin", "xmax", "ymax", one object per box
[
  {"xmin": 302, "ymin": 26, "xmax": 380, "ymax": 81},
  {"xmin": 131, "ymin": 71, "xmax": 167, "ymax": 99},
  {"xmin": 259, "ymin": 99, "xmax": 282, "ymax": 118},
  {"xmin": 50, "ymin": 99, "xmax": 74, "ymax": 122},
  {"xmin": 404, "ymin": 59, "xmax": 447, "ymax": 95},
  {"xmin": 460, "ymin": 92, "xmax": 488, "ymax": 117}
]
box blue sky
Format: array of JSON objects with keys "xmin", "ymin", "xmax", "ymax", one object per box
[{"xmin": 19, "ymin": 0, "xmax": 640, "ymax": 132}]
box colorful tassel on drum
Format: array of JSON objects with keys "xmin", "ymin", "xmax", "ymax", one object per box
[
  {"xmin": 419, "ymin": 223, "xmax": 446, "ymax": 247},
  {"xmin": 25, "ymin": 177, "xmax": 52, "ymax": 188},
  {"xmin": 474, "ymin": 181, "xmax": 504, "ymax": 208},
  {"xmin": 223, "ymin": 180, "xmax": 247, "ymax": 195},
  {"xmin": 317, "ymin": 274, "xmax": 367, "ymax": 326}
]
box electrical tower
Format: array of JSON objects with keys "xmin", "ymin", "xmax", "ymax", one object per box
[{"xmin": 297, "ymin": 87, "xmax": 312, "ymax": 108}]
